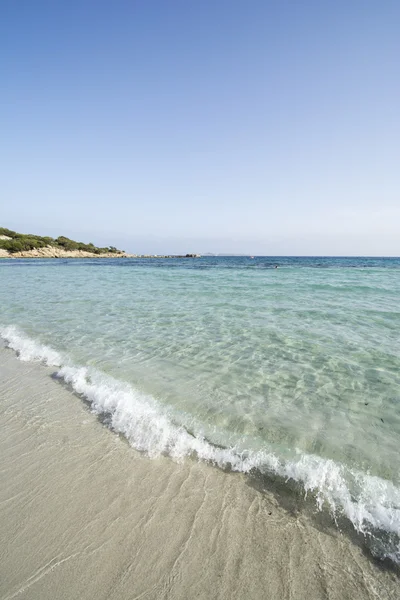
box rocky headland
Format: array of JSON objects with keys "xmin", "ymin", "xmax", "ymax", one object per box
[
  {"xmin": 0, "ymin": 246, "xmax": 133, "ymax": 258},
  {"xmin": 0, "ymin": 228, "xmax": 200, "ymax": 259}
]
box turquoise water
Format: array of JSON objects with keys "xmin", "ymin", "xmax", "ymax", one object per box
[{"xmin": 1, "ymin": 256, "xmax": 400, "ymax": 561}]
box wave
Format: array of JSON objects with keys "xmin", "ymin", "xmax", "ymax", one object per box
[{"xmin": 1, "ymin": 324, "xmax": 400, "ymax": 564}]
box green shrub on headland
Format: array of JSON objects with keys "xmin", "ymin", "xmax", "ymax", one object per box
[{"xmin": 0, "ymin": 228, "xmax": 122, "ymax": 254}]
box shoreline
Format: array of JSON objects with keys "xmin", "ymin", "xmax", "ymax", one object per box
[
  {"xmin": 0, "ymin": 344, "xmax": 398, "ymax": 599},
  {"xmin": 0, "ymin": 248, "xmax": 132, "ymax": 259},
  {"xmin": 0, "ymin": 249, "xmax": 201, "ymax": 259}
]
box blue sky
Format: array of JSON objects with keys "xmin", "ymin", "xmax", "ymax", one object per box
[{"xmin": 2, "ymin": 1, "xmax": 399, "ymax": 255}]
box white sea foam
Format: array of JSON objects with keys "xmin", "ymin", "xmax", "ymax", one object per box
[
  {"xmin": 1, "ymin": 325, "xmax": 63, "ymax": 366},
  {"xmin": 1, "ymin": 325, "xmax": 399, "ymax": 562}
]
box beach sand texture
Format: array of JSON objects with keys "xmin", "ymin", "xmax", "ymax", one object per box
[{"xmin": 0, "ymin": 346, "xmax": 398, "ymax": 600}]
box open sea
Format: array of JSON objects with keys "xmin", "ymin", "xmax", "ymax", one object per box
[{"xmin": 1, "ymin": 256, "xmax": 399, "ymax": 564}]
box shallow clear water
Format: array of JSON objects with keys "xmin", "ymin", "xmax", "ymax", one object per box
[{"xmin": 1, "ymin": 256, "xmax": 400, "ymax": 560}]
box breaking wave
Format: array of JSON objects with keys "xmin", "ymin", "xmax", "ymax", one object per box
[{"xmin": 1, "ymin": 325, "xmax": 399, "ymax": 564}]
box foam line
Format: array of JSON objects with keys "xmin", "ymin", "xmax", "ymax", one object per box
[{"xmin": 1, "ymin": 325, "xmax": 399, "ymax": 563}]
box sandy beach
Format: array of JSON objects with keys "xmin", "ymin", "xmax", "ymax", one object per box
[{"xmin": 0, "ymin": 345, "xmax": 398, "ymax": 600}]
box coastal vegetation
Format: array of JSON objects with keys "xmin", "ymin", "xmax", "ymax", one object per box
[{"xmin": 0, "ymin": 228, "xmax": 123, "ymax": 254}]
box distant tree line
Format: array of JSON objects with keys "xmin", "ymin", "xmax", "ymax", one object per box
[{"xmin": 0, "ymin": 228, "xmax": 123, "ymax": 254}]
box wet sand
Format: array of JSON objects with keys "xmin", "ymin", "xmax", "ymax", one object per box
[{"xmin": 0, "ymin": 346, "xmax": 398, "ymax": 600}]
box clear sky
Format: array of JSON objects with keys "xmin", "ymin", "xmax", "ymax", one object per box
[{"xmin": 2, "ymin": 1, "xmax": 399, "ymax": 255}]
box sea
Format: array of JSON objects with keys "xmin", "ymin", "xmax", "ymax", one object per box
[{"xmin": 1, "ymin": 256, "xmax": 399, "ymax": 564}]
